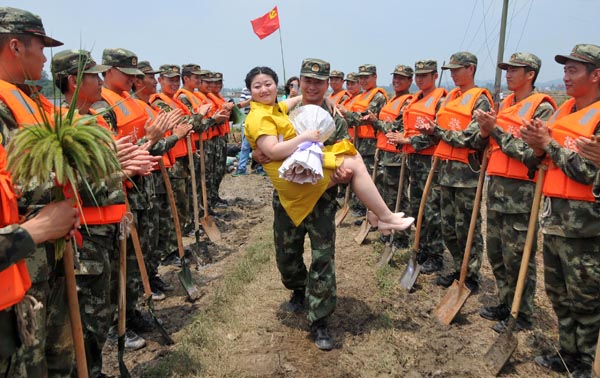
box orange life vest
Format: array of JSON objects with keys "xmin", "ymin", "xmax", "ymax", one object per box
[
  {"xmin": 150, "ymin": 92, "xmax": 192, "ymax": 163},
  {"xmin": 196, "ymin": 91, "xmax": 219, "ymax": 141},
  {"xmin": 352, "ymin": 87, "xmax": 389, "ymax": 139},
  {"xmin": 543, "ymin": 98, "xmax": 600, "ymax": 202},
  {"xmin": 434, "ymin": 87, "xmax": 493, "ymax": 164},
  {"xmin": 0, "ymin": 80, "xmax": 54, "ymax": 128},
  {"xmin": 487, "ymin": 93, "xmax": 557, "ymax": 181},
  {"xmin": 402, "ymin": 88, "xmax": 447, "ymax": 155},
  {"xmin": 101, "ymin": 88, "xmax": 147, "ymax": 142},
  {"xmin": 376, "ymin": 93, "xmax": 413, "ymax": 152},
  {"xmin": 175, "ymin": 88, "xmax": 209, "ymax": 143},
  {"xmin": 0, "ymin": 142, "xmax": 31, "ymax": 311},
  {"xmin": 208, "ymin": 92, "xmax": 231, "ymax": 137},
  {"xmin": 132, "ymin": 98, "xmax": 172, "ymax": 170},
  {"xmin": 329, "ymin": 90, "xmax": 350, "ymax": 106},
  {"xmin": 342, "ymin": 93, "xmax": 360, "ymax": 140}
]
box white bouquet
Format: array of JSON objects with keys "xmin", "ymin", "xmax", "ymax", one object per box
[{"xmin": 278, "ymin": 105, "xmax": 336, "ymax": 184}]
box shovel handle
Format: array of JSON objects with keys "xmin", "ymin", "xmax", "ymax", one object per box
[
  {"xmin": 124, "ymin": 199, "xmax": 152, "ymax": 298},
  {"xmin": 159, "ymin": 160, "xmax": 186, "ymax": 259},
  {"xmin": 458, "ymin": 148, "xmax": 490, "ymax": 285},
  {"xmin": 63, "ymin": 241, "xmax": 89, "ymax": 378},
  {"xmin": 412, "ymin": 156, "xmax": 440, "ymax": 250},
  {"xmin": 118, "ymin": 223, "xmax": 127, "ymax": 338},
  {"xmin": 186, "ymin": 136, "xmax": 202, "ymax": 234},
  {"xmin": 198, "ymin": 136, "xmax": 211, "ymax": 220},
  {"xmin": 510, "ymin": 167, "xmax": 545, "ymax": 317}
]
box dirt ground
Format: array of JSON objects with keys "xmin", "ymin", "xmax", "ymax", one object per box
[{"xmin": 102, "ymin": 173, "xmax": 568, "ymax": 378}]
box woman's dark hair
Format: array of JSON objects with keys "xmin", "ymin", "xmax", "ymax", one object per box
[
  {"xmin": 284, "ymin": 76, "xmax": 300, "ymax": 96},
  {"xmin": 245, "ymin": 66, "xmax": 278, "ymax": 89}
]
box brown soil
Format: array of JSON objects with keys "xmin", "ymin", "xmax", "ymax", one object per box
[{"xmin": 102, "ymin": 174, "xmax": 566, "ymax": 378}]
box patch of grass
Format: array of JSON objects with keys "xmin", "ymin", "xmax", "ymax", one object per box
[
  {"xmin": 375, "ymin": 265, "xmax": 397, "ymax": 298},
  {"xmin": 144, "ymin": 234, "xmax": 273, "ymax": 377}
]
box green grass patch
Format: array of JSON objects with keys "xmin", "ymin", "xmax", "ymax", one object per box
[{"xmin": 375, "ymin": 265, "xmax": 397, "ymax": 298}]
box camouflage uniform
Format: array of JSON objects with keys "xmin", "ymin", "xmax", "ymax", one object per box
[
  {"xmin": 206, "ymin": 72, "xmax": 229, "ymax": 206},
  {"xmin": 0, "ymin": 8, "xmax": 72, "ymax": 374},
  {"xmin": 534, "ymin": 44, "xmax": 600, "ymax": 369},
  {"xmin": 432, "ymin": 53, "xmax": 491, "ymax": 282},
  {"xmin": 479, "ymin": 53, "xmax": 555, "ymax": 322}
]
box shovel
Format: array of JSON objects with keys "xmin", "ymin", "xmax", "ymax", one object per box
[
  {"xmin": 377, "ymin": 153, "xmax": 407, "ymax": 268},
  {"xmin": 159, "ymin": 160, "xmax": 202, "ymax": 301},
  {"xmin": 434, "ymin": 148, "xmax": 490, "ymax": 324},
  {"xmin": 485, "ymin": 167, "xmax": 546, "ymax": 376},
  {"xmin": 124, "ymin": 199, "xmax": 174, "ymax": 345},
  {"xmin": 117, "ymin": 218, "xmax": 131, "ymax": 378},
  {"xmin": 354, "ymin": 149, "xmax": 380, "ymax": 244},
  {"xmin": 63, "ymin": 240, "xmax": 89, "ymax": 378},
  {"xmin": 336, "ymin": 126, "xmax": 358, "ymax": 227},
  {"xmin": 197, "ymin": 136, "xmax": 221, "ymax": 242},
  {"xmin": 186, "ymin": 136, "xmax": 211, "ymax": 266},
  {"xmin": 399, "ymin": 157, "xmax": 439, "ymax": 290}
]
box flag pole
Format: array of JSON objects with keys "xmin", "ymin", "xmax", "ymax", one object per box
[{"xmin": 278, "ymin": 28, "xmax": 287, "ymax": 84}]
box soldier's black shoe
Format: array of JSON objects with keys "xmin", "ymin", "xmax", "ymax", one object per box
[
  {"xmin": 480, "ymin": 304, "xmax": 510, "ymax": 321},
  {"xmin": 492, "ymin": 315, "xmax": 532, "ymax": 333},
  {"xmin": 310, "ymin": 319, "xmax": 333, "ymax": 351},
  {"xmin": 127, "ymin": 310, "xmax": 154, "ymax": 333},
  {"xmin": 379, "ymin": 234, "xmax": 390, "ymax": 243},
  {"xmin": 161, "ymin": 252, "xmax": 182, "ymax": 268},
  {"xmin": 464, "ymin": 277, "xmax": 479, "ymax": 293},
  {"xmin": 534, "ymin": 351, "xmax": 578, "ymax": 373},
  {"xmin": 571, "ymin": 364, "xmax": 592, "ymax": 378},
  {"xmin": 151, "ymin": 276, "xmax": 174, "ymax": 292},
  {"xmin": 435, "ymin": 272, "xmax": 459, "ymax": 288},
  {"xmin": 286, "ymin": 289, "xmax": 306, "ymax": 313},
  {"xmin": 420, "ymin": 256, "xmax": 443, "ymax": 274}
]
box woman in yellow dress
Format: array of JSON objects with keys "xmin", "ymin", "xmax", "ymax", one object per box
[{"xmin": 244, "ymin": 66, "xmax": 414, "ymax": 231}]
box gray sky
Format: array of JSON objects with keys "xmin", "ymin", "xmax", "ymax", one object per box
[{"xmin": 7, "ymin": 0, "xmax": 600, "ymax": 88}]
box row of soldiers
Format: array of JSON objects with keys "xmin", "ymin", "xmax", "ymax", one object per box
[
  {"xmin": 326, "ymin": 47, "xmax": 600, "ymax": 376},
  {"xmin": 0, "ymin": 6, "xmax": 243, "ymax": 378}
]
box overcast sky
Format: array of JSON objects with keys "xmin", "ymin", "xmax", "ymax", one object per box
[{"xmin": 7, "ymin": 0, "xmax": 600, "ymax": 88}]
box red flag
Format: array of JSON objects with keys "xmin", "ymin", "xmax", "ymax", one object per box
[{"xmin": 251, "ymin": 6, "xmax": 280, "ymax": 40}]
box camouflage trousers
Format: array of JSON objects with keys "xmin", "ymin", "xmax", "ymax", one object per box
[
  {"xmin": 211, "ymin": 135, "xmax": 227, "ymax": 205},
  {"xmin": 440, "ymin": 185, "xmax": 482, "ymax": 279},
  {"xmin": 272, "ymin": 187, "xmax": 338, "ymax": 325},
  {"xmin": 486, "ymin": 210, "xmax": 537, "ymax": 320},
  {"xmin": 135, "ymin": 204, "xmax": 160, "ymax": 279},
  {"xmin": 152, "ymin": 170, "xmax": 177, "ymax": 260},
  {"xmin": 543, "ymin": 234, "xmax": 600, "ymax": 365},
  {"xmin": 0, "ymin": 275, "xmax": 73, "ymax": 378},
  {"xmin": 198, "ymin": 138, "xmax": 217, "ymax": 211},
  {"xmin": 170, "ymin": 157, "xmax": 191, "ymax": 233},
  {"xmin": 407, "ymin": 154, "xmax": 443, "ymax": 260}
]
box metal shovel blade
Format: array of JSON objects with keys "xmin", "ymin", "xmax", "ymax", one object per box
[
  {"xmin": 117, "ymin": 335, "xmax": 132, "ymax": 378},
  {"xmin": 178, "ymin": 258, "xmax": 202, "ymax": 301},
  {"xmin": 146, "ymin": 296, "xmax": 174, "ymax": 345},
  {"xmin": 484, "ymin": 316, "xmax": 518, "ymax": 376},
  {"xmin": 399, "ymin": 249, "xmax": 421, "ymax": 290},
  {"xmin": 376, "ymin": 238, "xmax": 396, "ymax": 268},
  {"xmin": 354, "ymin": 219, "xmax": 370, "ymax": 245},
  {"xmin": 433, "ymin": 280, "xmax": 471, "ymax": 325},
  {"xmin": 201, "ymin": 216, "xmax": 221, "ymax": 242}
]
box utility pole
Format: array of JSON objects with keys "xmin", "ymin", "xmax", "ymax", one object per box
[{"xmin": 493, "ymin": 0, "xmax": 509, "ymax": 105}]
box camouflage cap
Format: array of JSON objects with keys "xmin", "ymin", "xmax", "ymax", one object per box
[
  {"xmin": 357, "ymin": 64, "xmax": 377, "ymax": 76},
  {"xmin": 345, "ymin": 72, "xmax": 359, "ymax": 82},
  {"xmin": 555, "ymin": 44, "xmax": 600, "ymax": 68},
  {"xmin": 199, "ymin": 70, "xmax": 212, "ymax": 79},
  {"xmin": 391, "ymin": 64, "xmax": 414, "ymax": 77},
  {"xmin": 442, "ymin": 52, "xmax": 478, "ymax": 70},
  {"xmin": 181, "ymin": 64, "xmax": 203, "ymax": 76},
  {"xmin": 414, "ymin": 60, "xmax": 438, "ymax": 74},
  {"xmin": 329, "ymin": 70, "xmax": 344, "ymax": 79},
  {"xmin": 498, "ymin": 52, "xmax": 541, "ymax": 72},
  {"xmin": 159, "ymin": 64, "xmax": 181, "ymax": 78},
  {"xmin": 102, "ymin": 48, "xmax": 144, "ymax": 76},
  {"xmin": 137, "ymin": 61, "xmax": 160, "ymax": 74},
  {"xmin": 0, "ymin": 7, "xmax": 63, "ymax": 47},
  {"xmin": 300, "ymin": 58, "xmax": 330, "ymax": 80},
  {"xmin": 205, "ymin": 72, "xmax": 224, "ymax": 82},
  {"xmin": 51, "ymin": 49, "xmax": 110, "ymax": 78}
]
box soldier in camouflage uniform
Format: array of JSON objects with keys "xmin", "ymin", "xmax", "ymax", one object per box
[
  {"xmin": 473, "ymin": 53, "xmax": 556, "ymax": 332},
  {"xmin": 328, "ymin": 70, "xmax": 350, "ymax": 106},
  {"xmin": 520, "ymin": 44, "xmax": 600, "ymax": 378},
  {"xmin": 417, "ymin": 52, "xmax": 492, "ymax": 291},
  {"xmin": 390, "ymin": 60, "xmax": 446, "ymax": 273},
  {"xmin": 363, "ymin": 65, "xmax": 413, "ymax": 246},
  {"xmin": 0, "ymin": 7, "xmax": 75, "ymax": 377}
]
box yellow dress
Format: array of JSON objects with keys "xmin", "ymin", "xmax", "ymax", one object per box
[{"xmin": 245, "ymin": 101, "xmax": 356, "ymax": 226}]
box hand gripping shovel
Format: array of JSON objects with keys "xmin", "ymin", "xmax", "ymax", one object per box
[
  {"xmin": 434, "ymin": 148, "xmax": 490, "ymax": 325},
  {"xmin": 484, "ymin": 167, "xmax": 546, "ymax": 376},
  {"xmin": 63, "ymin": 240, "xmax": 89, "ymax": 378},
  {"xmin": 354, "ymin": 149, "xmax": 380, "ymax": 244},
  {"xmin": 377, "ymin": 153, "xmax": 407, "ymax": 267},
  {"xmin": 186, "ymin": 135, "xmax": 211, "ymax": 266},
  {"xmin": 124, "ymin": 199, "xmax": 174, "ymax": 345},
  {"xmin": 159, "ymin": 160, "xmax": 202, "ymax": 301},
  {"xmin": 399, "ymin": 156, "xmax": 439, "ymax": 290},
  {"xmin": 197, "ymin": 136, "xmax": 221, "ymax": 242},
  {"xmin": 117, "ymin": 217, "xmax": 132, "ymax": 378}
]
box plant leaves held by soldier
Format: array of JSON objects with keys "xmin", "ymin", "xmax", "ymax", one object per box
[{"xmin": 6, "ymin": 53, "xmax": 121, "ymax": 258}]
